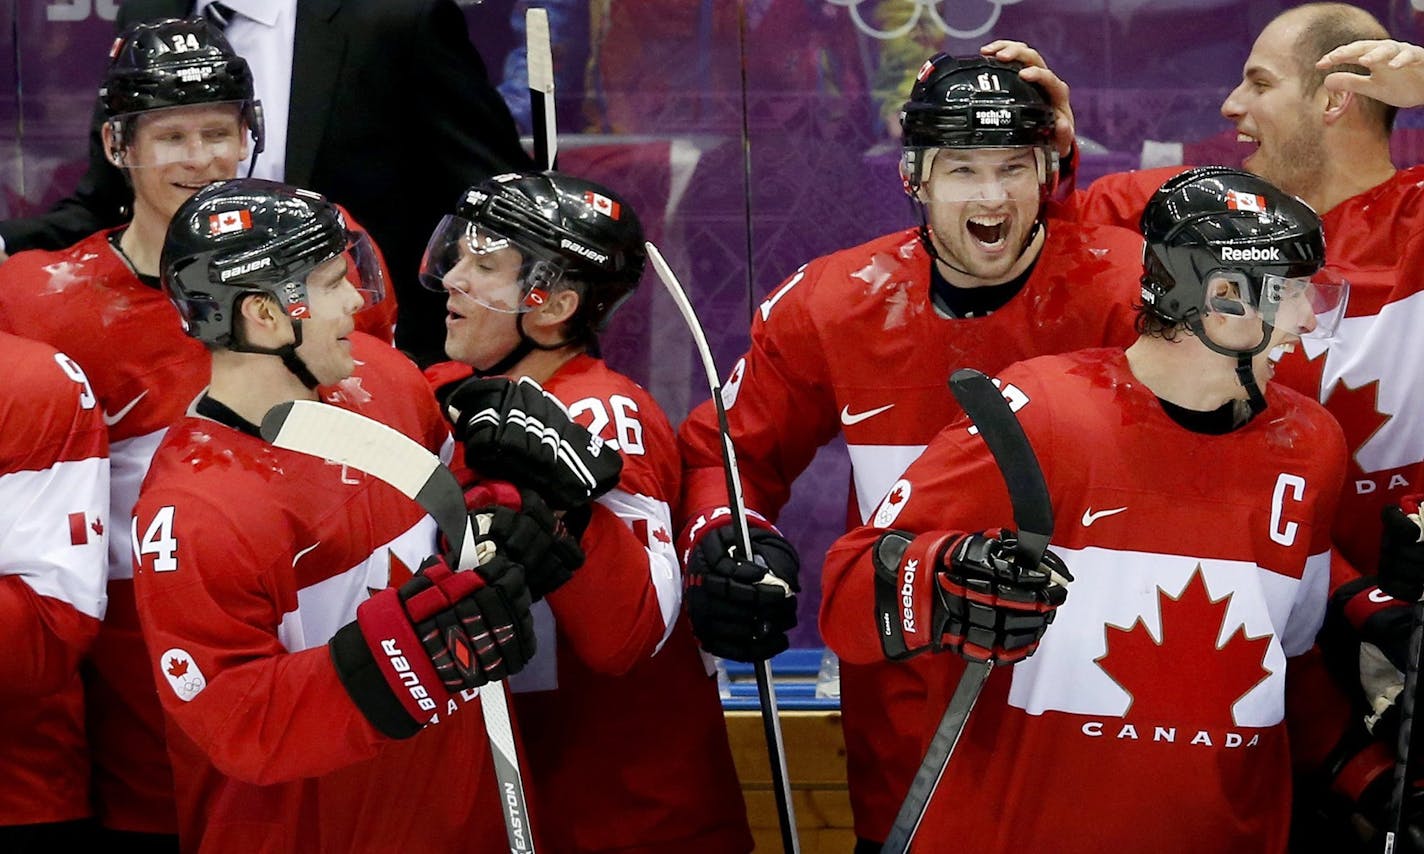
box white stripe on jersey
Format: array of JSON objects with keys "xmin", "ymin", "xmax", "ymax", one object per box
[
  {"xmin": 1004, "ymin": 546, "xmax": 1329, "ymax": 728},
  {"xmin": 0, "ymin": 457, "xmax": 109, "ymax": 619},
  {"xmin": 110, "ymin": 430, "xmax": 167, "ymax": 581},
  {"xmin": 847, "ymin": 443, "xmax": 927, "ymax": 524},
  {"xmin": 508, "ymin": 486, "xmax": 679, "ymax": 695},
  {"xmin": 596, "ymin": 486, "xmax": 681, "ymax": 651},
  {"xmin": 1303, "ymin": 288, "xmax": 1424, "ymax": 473},
  {"xmin": 509, "ymin": 600, "xmax": 558, "ymax": 694},
  {"xmin": 275, "ymin": 516, "xmax": 438, "ymax": 652}
]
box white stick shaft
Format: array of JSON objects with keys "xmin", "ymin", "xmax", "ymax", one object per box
[
  {"xmin": 526, "ymin": 7, "xmax": 556, "ymax": 170},
  {"xmin": 259, "ymin": 400, "xmax": 535, "ymax": 852},
  {"xmin": 644, "ymin": 241, "xmax": 800, "ymax": 853}
]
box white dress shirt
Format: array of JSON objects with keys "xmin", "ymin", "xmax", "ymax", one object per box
[{"xmin": 196, "ymin": 0, "xmax": 297, "ymax": 182}]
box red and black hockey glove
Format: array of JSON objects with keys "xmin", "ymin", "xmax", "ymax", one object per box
[
  {"xmin": 463, "ymin": 480, "xmax": 586, "ymax": 601},
  {"xmin": 1298, "ymin": 721, "xmax": 1424, "ymax": 852},
  {"xmin": 329, "ymin": 538, "xmax": 536, "ymax": 740},
  {"xmin": 444, "ymin": 376, "xmax": 623, "ymax": 511},
  {"xmin": 1379, "ymin": 496, "xmax": 1424, "ymax": 603},
  {"xmin": 873, "ymin": 528, "xmax": 1070, "ymax": 663},
  {"xmin": 682, "ymin": 506, "xmax": 800, "ymax": 663}
]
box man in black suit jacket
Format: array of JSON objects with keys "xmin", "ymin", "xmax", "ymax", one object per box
[{"xmin": 1, "ymin": 0, "xmax": 533, "ymax": 365}]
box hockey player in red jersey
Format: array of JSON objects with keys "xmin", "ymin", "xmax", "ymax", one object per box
[
  {"xmin": 982, "ymin": 18, "xmax": 1424, "ymax": 841},
  {"xmin": 422, "ymin": 171, "xmax": 752, "ymax": 852},
  {"xmin": 0, "ymin": 335, "xmax": 108, "ymax": 850},
  {"xmin": 675, "ymin": 52, "xmax": 1147, "ymax": 848},
  {"xmin": 0, "ymin": 19, "xmax": 395, "ymax": 846},
  {"xmin": 131, "ymin": 178, "xmax": 553, "ymax": 853},
  {"xmin": 822, "ymin": 167, "xmax": 1350, "ymax": 852},
  {"xmin": 985, "ymin": 6, "xmax": 1424, "ymax": 576}
]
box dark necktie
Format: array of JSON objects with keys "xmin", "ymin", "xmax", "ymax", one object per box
[{"xmin": 203, "ymin": 1, "xmax": 235, "ymax": 30}]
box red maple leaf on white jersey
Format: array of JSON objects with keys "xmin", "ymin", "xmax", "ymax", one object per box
[
  {"xmin": 1095, "ymin": 569, "xmax": 1272, "ymax": 726},
  {"xmin": 1322, "ymin": 378, "xmax": 1390, "ymax": 474},
  {"xmin": 888, "ymin": 486, "xmax": 906, "ymax": 505},
  {"xmin": 369, "ymin": 552, "xmax": 416, "ymax": 598},
  {"xmin": 167, "ymin": 657, "xmax": 190, "ymax": 678}
]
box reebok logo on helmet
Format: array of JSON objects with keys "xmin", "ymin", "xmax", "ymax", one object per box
[{"xmin": 1219, "ymin": 245, "xmax": 1282, "ymax": 263}]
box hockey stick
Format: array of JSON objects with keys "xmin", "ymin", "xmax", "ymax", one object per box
[
  {"xmin": 260, "ymin": 399, "xmax": 537, "ymax": 854},
  {"xmin": 882, "ymin": 367, "xmax": 1055, "ymax": 853},
  {"xmin": 527, "ymin": 7, "xmax": 557, "ymax": 171},
  {"xmin": 1385, "ymin": 598, "xmax": 1424, "ymax": 853},
  {"xmin": 645, "ymin": 242, "xmax": 801, "ymax": 854}
]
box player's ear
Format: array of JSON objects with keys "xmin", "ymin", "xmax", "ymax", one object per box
[
  {"xmin": 527, "ymin": 286, "xmax": 580, "ymax": 341},
  {"xmin": 237, "ymin": 293, "xmax": 290, "ymax": 343},
  {"xmin": 101, "ymin": 121, "xmax": 127, "ymax": 168}
]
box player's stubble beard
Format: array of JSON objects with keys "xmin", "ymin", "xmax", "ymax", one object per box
[{"xmin": 1249, "ymin": 114, "xmax": 1326, "ymax": 208}]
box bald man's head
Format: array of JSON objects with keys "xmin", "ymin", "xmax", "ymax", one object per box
[{"xmin": 1275, "ymin": 3, "xmax": 1395, "ymax": 132}]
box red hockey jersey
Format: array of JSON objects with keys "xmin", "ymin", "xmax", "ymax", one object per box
[
  {"xmin": 822, "ymin": 350, "xmax": 1346, "ymax": 852},
  {"xmin": 437, "ymin": 355, "xmax": 752, "ymax": 852},
  {"xmin": 1063, "ymin": 165, "xmax": 1424, "ymax": 575},
  {"xmin": 676, "ymin": 222, "xmax": 1146, "ymax": 840},
  {"xmin": 0, "ymin": 333, "xmax": 108, "ymax": 826},
  {"xmin": 132, "ymin": 335, "xmax": 512, "ymax": 853},
  {"xmin": 0, "ymin": 222, "xmax": 397, "ymax": 832}
]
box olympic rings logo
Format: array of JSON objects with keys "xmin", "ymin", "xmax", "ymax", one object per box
[{"xmin": 824, "ymin": 0, "xmax": 1026, "ymax": 41}]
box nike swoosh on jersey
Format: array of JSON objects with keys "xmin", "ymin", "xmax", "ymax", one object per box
[
  {"xmin": 840, "ymin": 403, "xmax": 895, "ymax": 426},
  {"xmin": 291, "ymin": 542, "xmax": 320, "ymax": 567},
  {"xmin": 1081, "ymin": 506, "xmax": 1128, "ymax": 527},
  {"xmin": 102, "ymin": 390, "xmax": 149, "ymax": 427}
]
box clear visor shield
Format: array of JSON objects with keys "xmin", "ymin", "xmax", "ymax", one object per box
[
  {"xmin": 907, "ymin": 145, "xmax": 1050, "ymax": 203},
  {"xmin": 1206, "ymin": 269, "xmax": 1350, "ymax": 341},
  {"xmin": 283, "ymin": 231, "xmax": 387, "ymax": 321},
  {"xmin": 418, "ymin": 214, "xmax": 566, "ymax": 314},
  {"xmin": 107, "ymin": 101, "xmax": 249, "ymax": 169},
  {"xmin": 343, "ymin": 231, "xmax": 388, "ymax": 313}
]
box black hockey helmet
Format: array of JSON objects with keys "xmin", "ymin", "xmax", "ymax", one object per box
[
  {"xmin": 899, "ymin": 54, "xmax": 1057, "ymax": 195},
  {"xmin": 1140, "ymin": 166, "xmax": 1336, "ymax": 348},
  {"xmin": 420, "ymin": 170, "xmax": 646, "ymax": 338},
  {"xmin": 100, "ymin": 17, "xmax": 263, "ymax": 162},
  {"xmin": 161, "ymin": 178, "xmax": 384, "ymax": 350},
  {"xmin": 1140, "ymin": 166, "xmax": 1346, "ymax": 416}
]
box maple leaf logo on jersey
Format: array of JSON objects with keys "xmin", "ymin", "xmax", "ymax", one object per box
[
  {"xmin": 1323, "ymin": 378, "xmax": 1390, "ymax": 475},
  {"xmin": 92, "ymin": 518, "xmax": 104, "ymax": 537},
  {"xmin": 324, "ymin": 375, "xmax": 373, "ymax": 407},
  {"xmin": 874, "ymin": 479, "xmax": 912, "ymax": 528},
  {"xmin": 159, "ymin": 648, "xmax": 206, "ymax": 702},
  {"xmin": 653, "ymin": 527, "xmax": 672, "ymax": 545},
  {"xmin": 370, "ymin": 552, "xmax": 416, "ymax": 598},
  {"xmin": 1095, "ymin": 569, "xmax": 1272, "ymax": 726}
]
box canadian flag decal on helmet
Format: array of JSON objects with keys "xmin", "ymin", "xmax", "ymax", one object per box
[
  {"xmin": 1225, "ymin": 190, "xmax": 1267, "ymax": 213},
  {"xmin": 916, "ymin": 59, "xmax": 936, "ymax": 82},
  {"xmin": 584, "ymin": 191, "xmax": 621, "ymax": 220},
  {"xmin": 209, "ymin": 209, "xmax": 253, "ymax": 235}
]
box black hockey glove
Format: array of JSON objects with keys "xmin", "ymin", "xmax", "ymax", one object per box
[
  {"xmin": 873, "ymin": 528, "xmax": 1070, "ymax": 664},
  {"xmin": 1326, "ymin": 572, "xmax": 1420, "ymax": 739},
  {"xmin": 445, "ymin": 376, "xmax": 622, "ymax": 511},
  {"xmin": 1331, "ymin": 575, "xmax": 1414, "ymax": 675},
  {"xmin": 463, "ymin": 480, "xmax": 586, "ymax": 601},
  {"xmin": 682, "ymin": 507, "xmax": 800, "ymax": 663},
  {"xmin": 1379, "ymin": 496, "xmax": 1424, "ymax": 603},
  {"xmin": 329, "ymin": 540, "xmax": 536, "ymax": 739}
]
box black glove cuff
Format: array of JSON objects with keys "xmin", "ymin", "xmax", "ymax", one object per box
[{"xmin": 329, "ymin": 621, "xmax": 423, "ymax": 740}]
